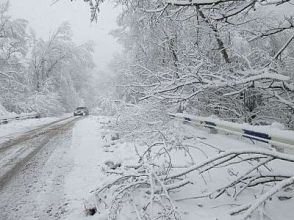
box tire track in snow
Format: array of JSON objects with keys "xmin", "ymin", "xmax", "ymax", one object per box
[
  {"xmin": 0, "ymin": 116, "xmax": 84, "ymax": 190},
  {"xmin": 0, "ymin": 127, "xmax": 74, "ymax": 220},
  {"xmin": 0, "ymin": 116, "xmax": 74, "ymax": 154}
]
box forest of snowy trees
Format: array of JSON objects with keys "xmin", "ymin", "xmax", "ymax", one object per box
[
  {"xmin": 0, "ymin": 1, "xmax": 99, "ymax": 116},
  {"xmin": 2, "ymin": 0, "xmax": 294, "ymax": 128},
  {"xmin": 84, "ymin": 0, "xmax": 294, "ymax": 129}
]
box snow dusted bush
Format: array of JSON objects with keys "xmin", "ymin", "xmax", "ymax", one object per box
[
  {"xmin": 15, "ymin": 92, "xmax": 65, "ymax": 116},
  {"xmin": 0, "ymin": 103, "xmax": 25, "ymax": 119},
  {"xmin": 99, "ymin": 98, "xmax": 120, "ymax": 116},
  {"xmin": 0, "ymin": 103, "xmax": 16, "ymax": 118},
  {"xmin": 113, "ymin": 101, "xmax": 169, "ymax": 135},
  {"xmin": 0, "ymin": 104, "xmax": 9, "ymax": 117}
]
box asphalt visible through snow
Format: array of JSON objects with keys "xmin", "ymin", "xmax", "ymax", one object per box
[{"xmin": 0, "ymin": 116, "xmax": 83, "ymax": 219}]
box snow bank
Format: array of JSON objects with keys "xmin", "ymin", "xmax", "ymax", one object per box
[
  {"xmin": 0, "ymin": 104, "xmax": 17, "ymax": 119},
  {"xmin": 0, "ymin": 104, "xmax": 40, "ymax": 121},
  {"xmin": 0, "ymin": 115, "xmax": 67, "ymax": 141}
]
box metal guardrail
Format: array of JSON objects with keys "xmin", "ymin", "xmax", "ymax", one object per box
[
  {"xmin": 0, "ymin": 113, "xmax": 40, "ymax": 125},
  {"xmin": 169, "ymin": 113, "xmax": 294, "ymax": 151}
]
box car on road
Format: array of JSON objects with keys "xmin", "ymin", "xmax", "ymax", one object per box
[{"xmin": 74, "ymin": 107, "xmax": 89, "ymax": 116}]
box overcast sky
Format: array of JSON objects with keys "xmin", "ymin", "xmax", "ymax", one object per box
[
  {"xmin": 9, "ymin": 0, "xmax": 122, "ymax": 72},
  {"xmin": 8, "ymin": 0, "xmax": 294, "ymax": 74}
]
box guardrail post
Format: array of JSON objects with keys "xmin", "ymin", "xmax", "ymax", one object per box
[
  {"xmin": 209, "ymin": 127, "xmax": 218, "ymax": 134},
  {"xmin": 271, "ymin": 145, "xmax": 285, "ymax": 153},
  {"xmin": 202, "ymin": 121, "xmax": 218, "ymax": 134},
  {"xmin": 2, "ymin": 119, "xmax": 8, "ymax": 124}
]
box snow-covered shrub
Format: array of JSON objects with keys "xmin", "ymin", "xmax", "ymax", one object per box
[
  {"xmin": 112, "ymin": 101, "xmax": 169, "ymax": 135},
  {"xmin": 15, "ymin": 92, "xmax": 65, "ymax": 116},
  {"xmin": 0, "ymin": 103, "xmax": 15, "ymax": 118},
  {"xmin": 99, "ymin": 98, "xmax": 120, "ymax": 116},
  {"xmin": 0, "ymin": 104, "xmax": 8, "ymax": 118}
]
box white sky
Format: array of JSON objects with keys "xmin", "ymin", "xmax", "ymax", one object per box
[
  {"xmin": 9, "ymin": 0, "xmax": 122, "ymax": 72},
  {"xmin": 8, "ymin": 0, "xmax": 294, "ymax": 74}
]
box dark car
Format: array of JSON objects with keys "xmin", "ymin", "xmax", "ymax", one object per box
[{"xmin": 74, "ymin": 107, "xmax": 89, "ymax": 116}]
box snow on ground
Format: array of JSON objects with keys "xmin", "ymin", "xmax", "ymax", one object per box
[
  {"xmin": 62, "ymin": 116, "xmax": 109, "ymax": 219},
  {"xmin": 1, "ymin": 115, "xmax": 293, "ymax": 220},
  {"xmin": 166, "ymin": 122, "xmax": 294, "ymax": 220},
  {"xmin": 65, "ymin": 116, "xmax": 294, "ymax": 220},
  {"xmin": 61, "ymin": 116, "xmax": 137, "ymax": 219}
]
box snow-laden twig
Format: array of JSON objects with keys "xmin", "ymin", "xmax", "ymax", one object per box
[
  {"xmin": 241, "ymin": 175, "xmax": 294, "ymax": 220},
  {"xmin": 211, "ymin": 157, "xmax": 273, "ymax": 199},
  {"xmin": 94, "ymin": 119, "xmax": 294, "ymax": 219},
  {"xmin": 93, "ymin": 159, "xmax": 188, "ymax": 219},
  {"xmin": 274, "ymin": 92, "xmax": 294, "ymax": 109},
  {"xmin": 168, "ymin": 149, "xmax": 294, "ymax": 179}
]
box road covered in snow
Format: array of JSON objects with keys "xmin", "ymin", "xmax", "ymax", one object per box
[
  {"xmin": 0, "ymin": 115, "xmax": 132, "ymax": 219},
  {"xmin": 0, "ymin": 115, "xmax": 293, "ymax": 220},
  {"xmin": 0, "ymin": 116, "xmax": 96, "ymax": 219}
]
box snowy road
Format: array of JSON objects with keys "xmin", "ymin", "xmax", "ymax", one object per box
[
  {"xmin": 0, "ymin": 116, "xmax": 117, "ymax": 220},
  {"xmin": 0, "ymin": 116, "xmax": 88, "ymax": 219}
]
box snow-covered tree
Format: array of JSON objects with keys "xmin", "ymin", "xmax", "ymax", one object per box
[
  {"xmin": 0, "ymin": 3, "xmax": 97, "ymax": 116},
  {"xmin": 101, "ymin": 0, "xmax": 294, "ymax": 127},
  {"xmin": 24, "ymin": 22, "xmax": 96, "ymax": 115},
  {"xmin": 0, "ymin": 1, "xmax": 30, "ymax": 112}
]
